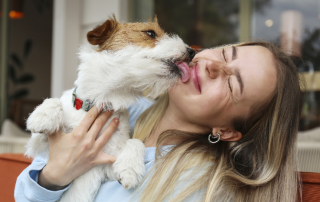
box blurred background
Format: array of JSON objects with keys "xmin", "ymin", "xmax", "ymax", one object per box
[{"xmin": 0, "ymin": 0, "xmax": 319, "ymax": 172}]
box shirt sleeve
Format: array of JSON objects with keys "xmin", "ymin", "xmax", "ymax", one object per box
[
  {"xmin": 14, "ymin": 98, "xmax": 152, "ymax": 202},
  {"xmin": 14, "ymin": 156, "xmax": 71, "ymax": 202}
]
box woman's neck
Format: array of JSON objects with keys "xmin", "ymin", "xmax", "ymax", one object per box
[{"xmin": 144, "ymin": 102, "xmax": 210, "ymax": 147}]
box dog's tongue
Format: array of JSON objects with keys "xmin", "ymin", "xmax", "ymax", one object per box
[{"xmin": 175, "ymin": 62, "xmax": 190, "ymax": 82}]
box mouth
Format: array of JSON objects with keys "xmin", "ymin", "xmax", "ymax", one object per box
[
  {"xmin": 174, "ymin": 61, "xmax": 190, "ymax": 82},
  {"xmin": 171, "ymin": 61, "xmax": 201, "ymax": 94},
  {"xmin": 192, "ymin": 63, "xmax": 201, "ymax": 94}
]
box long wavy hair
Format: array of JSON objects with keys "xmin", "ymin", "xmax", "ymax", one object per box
[{"xmin": 133, "ymin": 41, "xmax": 301, "ymax": 202}]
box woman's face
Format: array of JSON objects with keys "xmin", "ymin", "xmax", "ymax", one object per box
[{"xmin": 168, "ymin": 45, "xmax": 277, "ymax": 132}]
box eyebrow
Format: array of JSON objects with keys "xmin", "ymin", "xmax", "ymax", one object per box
[
  {"xmin": 232, "ymin": 46, "xmax": 237, "ymax": 60},
  {"xmin": 235, "ymin": 68, "xmax": 244, "ymax": 94},
  {"xmin": 231, "ymin": 46, "xmax": 243, "ymax": 94}
]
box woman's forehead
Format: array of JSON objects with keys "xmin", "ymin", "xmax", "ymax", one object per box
[{"xmin": 236, "ymin": 46, "xmax": 277, "ymax": 104}]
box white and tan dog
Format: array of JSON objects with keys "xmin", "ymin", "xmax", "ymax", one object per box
[{"xmin": 25, "ymin": 16, "xmax": 194, "ymax": 202}]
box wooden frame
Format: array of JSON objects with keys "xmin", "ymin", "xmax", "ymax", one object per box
[{"xmin": 300, "ymin": 172, "xmax": 320, "ymax": 201}]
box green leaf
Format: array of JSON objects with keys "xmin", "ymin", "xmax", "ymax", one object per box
[
  {"xmin": 11, "ymin": 53, "xmax": 23, "ymax": 69},
  {"xmin": 8, "ymin": 64, "xmax": 16, "ymax": 82},
  {"xmin": 17, "ymin": 74, "xmax": 35, "ymax": 84},
  {"xmin": 10, "ymin": 88, "xmax": 29, "ymax": 99},
  {"xmin": 24, "ymin": 39, "xmax": 33, "ymax": 58}
]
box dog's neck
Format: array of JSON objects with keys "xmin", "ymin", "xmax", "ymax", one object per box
[
  {"xmin": 71, "ymin": 86, "xmax": 113, "ymax": 112},
  {"xmin": 74, "ymin": 83, "xmax": 142, "ymax": 111}
]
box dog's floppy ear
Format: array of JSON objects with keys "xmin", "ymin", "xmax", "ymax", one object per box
[{"xmin": 87, "ymin": 16, "xmax": 119, "ymax": 46}]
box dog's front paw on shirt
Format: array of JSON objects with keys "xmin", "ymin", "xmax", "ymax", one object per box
[
  {"xmin": 113, "ymin": 139, "xmax": 146, "ymax": 189},
  {"xmin": 27, "ymin": 98, "xmax": 64, "ymax": 135}
]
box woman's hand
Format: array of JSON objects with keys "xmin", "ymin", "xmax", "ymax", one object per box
[{"xmin": 38, "ymin": 106, "xmax": 119, "ymax": 190}]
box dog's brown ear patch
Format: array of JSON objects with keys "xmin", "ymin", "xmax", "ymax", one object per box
[{"xmin": 87, "ymin": 18, "xmax": 119, "ymax": 46}]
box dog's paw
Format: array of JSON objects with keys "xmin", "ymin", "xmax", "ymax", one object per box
[
  {"xmin": 117, "ymin": 170, "xmax": 142, "ymax": 190},
  {"xmin": 113, "ymin": 139, "xmax": 145, "ymax": 189},
  {"xmin": 27, "ymin": 98, "xmax": 64, "ymax": 135}
]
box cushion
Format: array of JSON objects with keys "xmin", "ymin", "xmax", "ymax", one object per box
[{"xmin": 0, "ymin": 153, "xmax": 32, "ymax": 202}]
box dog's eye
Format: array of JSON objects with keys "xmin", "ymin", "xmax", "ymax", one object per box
[{"xmin": 145, "ymin": 30, "xmax": 157, "ymax": 38}]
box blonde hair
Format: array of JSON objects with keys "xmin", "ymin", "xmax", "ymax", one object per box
[{"xmin": 132, "ymin": 41, "xmax": 301, "ymax": 202}]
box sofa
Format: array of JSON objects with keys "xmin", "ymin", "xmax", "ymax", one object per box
[
  {"xmin": 0, "ymin": 153, "xmax": 319, "ymax": 202},
  {"xmin": 0, "ymin": 153, "xmax": 32, "ymax": 202}
]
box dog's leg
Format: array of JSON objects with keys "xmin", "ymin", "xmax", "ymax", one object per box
[
  {"xmin": 59, "ymin": 166, "xmax": 104, "ymax": 202},
  {"xmin": 25, "ymin": 132, "xmax": 49, "ymax": 158},
  {"xmin": 25, "ymin": 98, "xmax": 64, "ymax": 157},
  {"xmin": 113, "ymin": 138, "xmax": 145, "ymax": 189},
  {"xmin": 100, "ymin": 109, "xmax": 146, "ymax": 189},
  {"xmin": 27, "ymin": 98, "xmax": 64, "ymax": 135}
]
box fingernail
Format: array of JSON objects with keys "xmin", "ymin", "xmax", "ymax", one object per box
[{"xmin": 114, "ymin": 118, "xmax": 119, "ymax": 123}]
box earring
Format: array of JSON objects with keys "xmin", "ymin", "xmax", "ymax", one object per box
[{"xmin": 208, "ymin": 133, "xmax": 220, "ymax": 143}]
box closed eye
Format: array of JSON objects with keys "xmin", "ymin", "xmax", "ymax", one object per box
[
  {"xmin": 228, "ymin": 77, "xmax": 233, "ymax": 92},
  {"xmin": 222, "ymin": 48, "xmax": 227, "ymax": 63}
]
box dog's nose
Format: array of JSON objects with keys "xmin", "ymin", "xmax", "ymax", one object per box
[{"xmin": 187, "ymin": 48, "xmax": 195, "ymax": 60}]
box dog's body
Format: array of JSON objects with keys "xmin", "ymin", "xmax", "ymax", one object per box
[{"xmin": 26, "ymin": 17, "xmax": 194, "ymax": 202}]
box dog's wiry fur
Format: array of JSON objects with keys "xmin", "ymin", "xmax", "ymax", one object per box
[
  {"xmin": 25, "ymin": 16, "xmax": 193, "ymax": 202},
  {"xmin": 88, "ymin": 16, "xmax": 166, "ymax": 51}
]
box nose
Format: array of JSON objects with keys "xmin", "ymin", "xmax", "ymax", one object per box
[
  {"xmin": 187, "ymin": 48, "xmax": 195, "ymax": 61},
  {"xmin": 207, "ymin": 60, "xmax": 227, "ymax": 79}
]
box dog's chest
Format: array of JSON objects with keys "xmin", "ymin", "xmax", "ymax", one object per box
[
  {"xmin": 59, "ymin": 89, "xmax": 88, "ymax": 133},
  {"xmin": 58, "ymin": 89, "xmax": 131, "ymax": 156}
]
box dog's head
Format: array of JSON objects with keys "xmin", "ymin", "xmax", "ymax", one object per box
[
  {"xmin": 87, "ymin": 15, "xmax": 194, "ymax": 71},
  {"xmin": 87, "ymin": 16, "xmax": 167, "ymax": 51},
  {"xmin": 77, "ymin": 16, "xmax": 194, "ymax": 108}
]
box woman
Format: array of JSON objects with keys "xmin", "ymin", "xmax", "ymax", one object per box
[{"xmin": 15, "ymin": 41, "xmax": 301, "ymax": 202}]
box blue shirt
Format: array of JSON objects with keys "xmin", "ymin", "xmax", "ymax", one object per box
[
  {"xmin": 14, "ymin": 98, "xmax": 154, "ymax": 202},
  {"xmin": 14, "ymin": 98, "xmax": 206, "ymax": 202},
  {"xmin": 15, "ymin": 145, "xmax": 175, "ymax": 202}
]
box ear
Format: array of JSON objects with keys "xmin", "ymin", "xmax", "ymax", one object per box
[
  {"xmin": 212, "ymin": 127, "xmax": 242, "ymax": 142},
  {"xmin": 87, "ymin": 17, "xmax": 119, "ymax": 46}
]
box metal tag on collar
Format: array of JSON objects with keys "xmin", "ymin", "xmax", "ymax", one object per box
[
  {"xmin": 82, "ymin": 100, "xmax": 92, "ymax": 111},
  {"xmin": 72, "ymin": 87, "xmax": 77, "ymax": 107}
]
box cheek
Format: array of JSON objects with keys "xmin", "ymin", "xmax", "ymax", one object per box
[
  {"xmin": 169, "ymin": 78, "xmax": 195, "ymax": 99},
  {"xmin": 203, "ymin": 82, "xmax": 229, "ymax": 107},
  {"xmin": 172, "ymin": 81, "xmax": 188, "ymax": 93},
  {"xmin": 198, "ymin": 96, "xmax": 221, "ymax": 117},
  {"xmin": 169, "ymin": 82, "xmax": 185, "ymax": 99},
  {"xmin": 168, "ymin": 84, "xmax": 190, "ymax": 108},
  {"xmin": 169, "ymin": 79, "xmax": 231, "ymax": 121},
  {"xmin": 198, "ymin": 87, "xmax": 231, "ymax": 118}
]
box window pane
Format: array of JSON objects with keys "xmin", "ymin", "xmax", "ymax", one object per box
[
  {"xmin": 252, "ymin": 0, "xmax": 320, "ymax": 130},
  {"xmin": 155, "ymin": 0, "xmax": 240, "ymax": 48},
  {"xmin": 252, "ymin": 0, "xmax": 320, "ymax": 61}
]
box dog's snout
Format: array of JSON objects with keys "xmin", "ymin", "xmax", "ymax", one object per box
[{"xmin": 187, "ymin": 48, "xmax": 195, "ymax": 60}]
